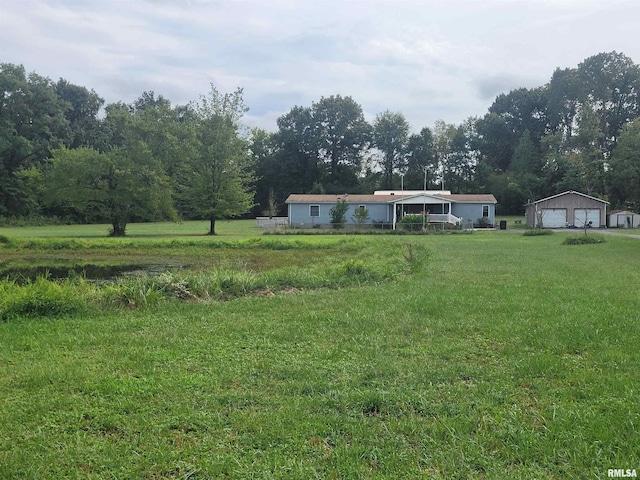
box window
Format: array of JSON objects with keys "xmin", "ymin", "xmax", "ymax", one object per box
[
  {"xmin": 358, "ymin": 205, "xmax": 366, "ymax": 211},
  {"xmin": 482, "ymin": 205, "xmax": 489, "ymax": 217},
  {"xmin": 309, "ymin": 205, "xmax": 320, "ymax": 217}
]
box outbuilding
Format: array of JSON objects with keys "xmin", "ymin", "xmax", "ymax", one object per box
[
  {"xmin": 524, "ymin": 191, "xmax": 609, "ymax": 228},
  {"xmin": 608, "ymin": 210, "xmax": 640, "ymax": 228}
]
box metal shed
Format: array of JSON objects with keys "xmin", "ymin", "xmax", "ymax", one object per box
[{"xmin": 608, "ymin": 210, "xmax": 640, "ymax": 228}]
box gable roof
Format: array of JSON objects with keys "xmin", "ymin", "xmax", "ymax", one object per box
[
  {"xmin": 285, "ymin": 193, "xmax": 497, "ymax": 204},
  {"xmin": 525, "ymin": 190, "xmax": 609, "ymax": 206},
  {"xmin": 609, "ymin": 209, "xmax": 639, "ymax": 215}
]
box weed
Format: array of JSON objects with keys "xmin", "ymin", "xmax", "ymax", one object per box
[
  {"xmin": 523, "ymin": 229, "xmax": 553, "ymax": 236},
  {"xmin": 0, "ymin": 276, "xmax": 88, "ymax": 321},
  {"xmin": 563, "ymin": 235, "xmax": 606, "ymax": 245}
]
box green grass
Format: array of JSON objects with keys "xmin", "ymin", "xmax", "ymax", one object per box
[
  {"xmin": 1, "ymin": 224, "xmax": 639, "ymax": 478},
  {"xmin": 0, "ymin": 219, "xmax": 262, "ymax": 239}
]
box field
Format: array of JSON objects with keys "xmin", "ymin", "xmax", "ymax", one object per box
[{"xmin": 1, "ymin": 221, "xmax": 639, "ymax": 479}]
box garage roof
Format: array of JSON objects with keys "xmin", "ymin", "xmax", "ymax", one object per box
[{"xmin": 525, "ymin": 190, "xmax": 609, "ymax": 206}]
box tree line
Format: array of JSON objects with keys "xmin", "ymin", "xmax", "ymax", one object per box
[{"xmin": 1, "ymin": 51, "xmax": 639, "ymax": 235}]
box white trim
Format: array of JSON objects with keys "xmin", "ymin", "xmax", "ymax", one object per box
[
  {"xmin": 527, "ymin": 190, "xmax": 609, "ymax": 205},
  {"xmin": 309, "ymin": 205, "xmax": 320, "ymax": 217}
]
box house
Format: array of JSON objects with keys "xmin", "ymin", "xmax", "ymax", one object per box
[
  {"xmin": 608, "ymin": 210, "xmax": 640, "ymax": 228},
  {"xmin": 524, "ymin": 191, "xmax": 609, "ymax": 228},
  {"xmin": 285, "ymin": 190, "xmax": 497, "ymax": 228}
]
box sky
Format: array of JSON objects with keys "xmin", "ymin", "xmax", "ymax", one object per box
[{"xmin": 2, "ymin": 0, "xmax": 639, "ymax": 133}]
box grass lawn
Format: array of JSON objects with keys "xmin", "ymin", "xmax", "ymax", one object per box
[
  {"xmin": 0, "ymin": 219, "xmax": 262, "ymax": 240},
  {"xmin": 1, "ymin": 223, "xmax": 639, "ymax": 478}
]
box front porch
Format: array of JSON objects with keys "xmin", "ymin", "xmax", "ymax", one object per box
[{"xmin": 391, "ymin": 194, "xmax": 460, "ymax": 228}]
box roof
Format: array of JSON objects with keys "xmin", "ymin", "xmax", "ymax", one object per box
[
  {"xmin": 525, "ymin": 190, "xmax": 609, "ymax": 206},
  {"xmin": 285, "ymin": 193, "xmax": 497, "ymax": 204},
  {"xmin": 609, "ymin": 210, "xmax": 639, "ymax": 215}
]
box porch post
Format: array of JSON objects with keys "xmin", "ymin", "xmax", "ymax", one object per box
[{"xmin": 392, "ymin": 202, "xmax": 397, "ymax": 230}]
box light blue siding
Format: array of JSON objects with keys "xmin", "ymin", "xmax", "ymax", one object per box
[
  {"xmin": 288, "ymin": 202, "xmax": 393, "ymax": 225},
  {"xmin": 451, "ymin": 203, "xmax": 495, "ymax": 225}
]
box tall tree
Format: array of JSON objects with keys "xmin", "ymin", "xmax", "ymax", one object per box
[
  {"xmin": 0, "ymin": 64, "xmax": 71, "ymax": 216},
  {"xmin": 274, "ymin": 105, "xmax": 320, "ymax": 194},
  {"xmin": 55, "ymin": 79, "xmax": 104, "ymax": 149},
  {"xmin": 178, "ymin": 86, "xmax": 254, "ymax": 235},
  {"xmin": 406, "ymin": 127, "xmax": 437, "ymax": 190},
  {"xmin": 372, "ymin": 110, "xmax": 410, "ymax": 189},
  {"xmin": 311, "ymin": 95, "xmax": 370, "ymax": 190},
  {"xmin": 42, "ymin": 146, "xmax": 175, "ymax": 236},
  {"xmin": 577, "ymin": 51, "xmax": 640, "ymax": 154},
  {"xmin": 608, "ymin": 118, "xmax": 640, "ymax": 210}
]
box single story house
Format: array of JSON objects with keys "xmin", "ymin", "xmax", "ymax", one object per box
[
  {"xmin": 608, "ymin": 210, "xmax": 640, "ymax": 228},
  {"xmin": 285, "ymin": 190, "xmax": 497, "ymax": 228},
  {"xmin": 524, "ymin": 191, "xmax": 609, "ymax": 228}
]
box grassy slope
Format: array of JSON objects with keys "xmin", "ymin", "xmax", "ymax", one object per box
[{"xmin": 1, "ymin": 225, "xmax": 639, "ymax": 479}]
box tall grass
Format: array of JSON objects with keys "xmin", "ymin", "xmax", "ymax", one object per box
[{"xmin": 1, "ymin": 228, "xmax": 639, "ymax": 478}]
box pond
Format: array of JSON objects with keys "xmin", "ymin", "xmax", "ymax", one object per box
[{"xmin": 0, "ymin": 263, "xmax": 185, "ymax": 283}]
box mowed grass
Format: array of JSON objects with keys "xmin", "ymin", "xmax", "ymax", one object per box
[
  {"xmin": 0, "ymin": 219, "xmax": 262, "ymax": 239},
  {"xmin": 0, "ymin": 224, "xmax": 639, "ymax": 479}
]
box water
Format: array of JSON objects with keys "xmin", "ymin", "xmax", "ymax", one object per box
[{"xmin": 0, "ymin": 263, "xmax": 184, "ymax": 283}]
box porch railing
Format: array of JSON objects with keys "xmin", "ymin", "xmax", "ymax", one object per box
[{"xmin": 428, "ymin": 213, "xmax": 461, "ymax": 225}]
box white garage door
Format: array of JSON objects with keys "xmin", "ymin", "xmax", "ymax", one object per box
[
  {"xmin": 575, "ymin": 209, "xmax": 600, "ymax": 228},
  {"xmin": 541, "ymin": 209, "xmax": 566, "ymax": 228}
]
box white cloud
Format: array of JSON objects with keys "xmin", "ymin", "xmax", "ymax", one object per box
[{"xmin": 1, "ymin": 0, "xmax": 639, "ymax": 132}]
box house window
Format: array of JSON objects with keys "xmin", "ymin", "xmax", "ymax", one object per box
[
  {"xmin": 482, "ymin": 205, "xmax": 489, "ymax": 217},
  {"xmin": 309, "ymin": 205, "xmax": 320, "ymax": 217},
  {"xmin": 358, "ymin": 205, "xmax": 366, "ymax": 211}
]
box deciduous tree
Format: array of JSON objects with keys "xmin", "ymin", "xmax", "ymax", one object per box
[{"xmin": 178, "ymin": 86, "xmax": 254, "ymax": 235}]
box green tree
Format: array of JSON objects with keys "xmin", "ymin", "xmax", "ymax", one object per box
[
  {"xmin": 55, "ymin": 78, "xmax": 104, "ymax": 149},
  {"xmin": 406, "ymin": 127, "xmax": 437, "ymax": 190},
  {"xmin": 43, "ymin": 147, "xmax": 175, "ymax": 236},
  {"xmin": 608, "ymin": 119, "xmax": 640, "ymax": 211},
  {"xmin": 178, "ymin": 86, "xmax": 254, "ymax": 235},
  {"xmin": 577, "ymin": 51, "xmax": 640, "ymax": 153},
  {"xmin": 0, "ymin": 64, "xmax": 71, "ymax": 216},
  {"xmin": 311, "ymin": 95, "xmax": 370, "ymax": 190},
  {"xmin": 274, "ymin": 106, "xmax": 321, "ymax": 194},
  {"xmin": 373, "ymin": 110, "xmax": 410, "ymax": 189}
]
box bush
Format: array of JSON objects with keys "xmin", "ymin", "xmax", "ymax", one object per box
[
  {"xmin": 562, "ymin": 235, "xmax": 606, "ymax": 245},
  {"xmin": 523, "ymin": 229, "xmax": 553, "ymax": 236},
  {"xmin": 329, "ymin": 199, "xmax": 349, "ymax": 229},
  {"xmin": 399, "ymin": 215, "xmax": 427, "ymax": 232},
  {"xmin": 475, "ymin": 217, "xmax": 492, "ymax": 228}
]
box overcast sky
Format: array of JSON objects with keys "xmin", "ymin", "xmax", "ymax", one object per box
[{"xmin": 2, "ymin": 0, "xmax": 639, "ymax": 132}]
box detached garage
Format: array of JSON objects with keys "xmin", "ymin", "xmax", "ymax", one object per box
[{"xmin": 524, "ymin": 191, "xmax": 609, "ymax": 228}]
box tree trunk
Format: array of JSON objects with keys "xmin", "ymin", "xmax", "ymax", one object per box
[
  {"xmin": 208, "ymin": 215, "xmax": 216, "ymax": 235},
  {"xmin": 110, "ymin": 220, "xmax": 126, "ymax": 237}
]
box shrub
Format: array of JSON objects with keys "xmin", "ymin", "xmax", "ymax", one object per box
[
  {"xmin": 351, "ymin": 207, "xmax": 370, "ymax": 226},
  {"xmin": 523, "ymin": 229, "xmax": 553, "ymax": 236},
  {"xmin": 562, "ymin": 235, "xmax": 606, "ymax": 245},
  {"xmin": 399, "ymin": 214, "xmax": 427, "ymax": 232},
  {"xmin": 475, "ymin": 217, "xmax": 492, "ymax": 228},
  {"xmin": 329, "ymin": 199, "xmax": 349, "ymax": 229}
]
